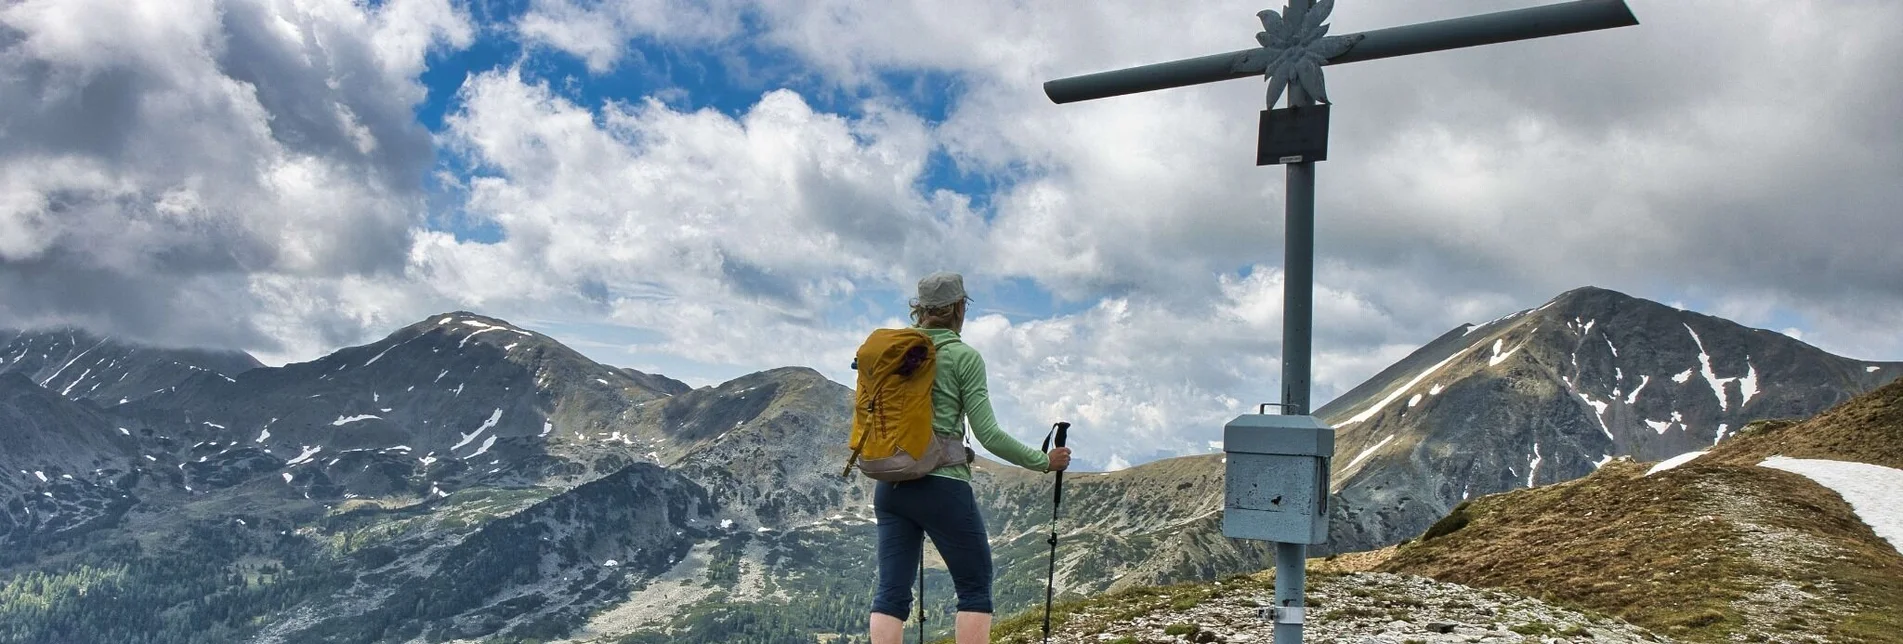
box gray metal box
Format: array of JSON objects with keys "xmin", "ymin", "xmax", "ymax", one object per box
[{"xmin": 1222, "ymin": 414, "xmax": 1334, "ymax": 544}]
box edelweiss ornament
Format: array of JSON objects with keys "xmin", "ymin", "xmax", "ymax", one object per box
[{"xmin": 1234, "ymin": 0, "xmax": 1362, "ymax": 107}]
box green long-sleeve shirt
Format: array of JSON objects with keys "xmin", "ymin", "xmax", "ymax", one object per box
[{"xmin": 916, "ymin": 327, "xmax": 1051, "ymax": 480}]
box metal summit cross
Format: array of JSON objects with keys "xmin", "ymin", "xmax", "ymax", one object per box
[{"xmin": 1042, "ymin": 1, "xmax": 1637, "ymax": 642}]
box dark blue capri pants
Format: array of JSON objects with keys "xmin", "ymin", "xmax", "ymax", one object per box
[{"xmin": 871, "ymin": 475, "xmax": 993, "ymax": 618}]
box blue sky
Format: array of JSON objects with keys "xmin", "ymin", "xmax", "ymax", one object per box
[{"xmin": 416, "ymin": 2, "xmax": 1003, "ymax": 246}]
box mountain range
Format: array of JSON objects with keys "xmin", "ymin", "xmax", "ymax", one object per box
[{"xmin": 0, "ymin": 286, "xmax": 1896, "ymax": 643}]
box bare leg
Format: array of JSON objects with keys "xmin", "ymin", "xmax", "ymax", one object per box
[
  {"xmin": 870, "ymin": 612, "xmax": 904, "ymax": 644},
  {"xmin": 956, "ymin": 611, "xmax": 991, "ymax": 644}
]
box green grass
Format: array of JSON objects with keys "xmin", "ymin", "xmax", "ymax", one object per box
[{"xmin": 1508, "ymin": 621, "xmax": 1555, "ymax": 636}]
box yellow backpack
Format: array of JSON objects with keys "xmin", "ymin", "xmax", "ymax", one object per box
[{"xmin": 841, "ymin": 328, "xmax": 970, "ymax": 481}]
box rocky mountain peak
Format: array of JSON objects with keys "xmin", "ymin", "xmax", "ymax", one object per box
[
  {"xmin": 1316, "ymin": 286, "xmax": 1902, "ymax": 554},
  {"xmin": 0, "ymin": 327, "xmax": 262, "ymax": 405}
]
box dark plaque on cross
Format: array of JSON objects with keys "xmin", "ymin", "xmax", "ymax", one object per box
[
  {"xmin": 1041, "ymin": 1, "xmax": 1637, "ymax": 642},
  {"xmin": 1259, "ymin": 105, "xmax": 1329, "ymax": 166}
]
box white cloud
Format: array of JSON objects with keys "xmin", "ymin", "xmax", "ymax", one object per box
[
  {"xmin": 0, "ymin": 0, "xmax": 473, "ymax": 348},
  {"xmin": 947, "ymin": 266, "xmax": 1432, "ymax": 469},
  {"xmin": 517, "ymin": 0, "xmax": 745, "ymax": 73}
]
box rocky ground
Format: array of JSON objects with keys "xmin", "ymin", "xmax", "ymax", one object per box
[{"xmin": 1004, "ymin": 571, "xmax": 1672, "ymax": 644}]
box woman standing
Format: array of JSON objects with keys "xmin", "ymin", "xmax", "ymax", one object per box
[{"xmin": 868, "ymin": 271, "xmax": 1073, "ymax": 644}]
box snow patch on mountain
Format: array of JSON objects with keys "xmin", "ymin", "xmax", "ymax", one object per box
[
  {"xmin": 331, "ymin": 415, "xmax": 380, "ymax": 426},
  {"xmin": 468, "ymin": 435, "xmax": 498, "ymax": 459},
  {"xmin": 1343, "ymin": 345, "xmax": 1473, "ymax": 425},
  {"xmin": 1739, "ymin": 362, "xmax": 1759, "ymax": 406},
  {"xmin": 1346, "ymin": 435, "xmax": 1395, "ymax": 471},
  {"xmin": 1578, "ymin": 393, "xmax": 1613, "ymax": 440},
  {"xmin": 1625, "ymin": 375, "xmax": 1650, "ymax": 404},
  {"xmin": 1647, "ymin": 450, "xmax": 1707, "ymax": 476},
  {"xmin": 59, "ymin": 369, "xmax": 90, "ymax": 396},
  {"xmin": 453, "ymin": 409, "xmax": 505, "ymax": 451},
  {"xmin": 1487, "ymin": 338, "xmax": 1521, "ymax": 367},
  {"xmin": 285, "ymin": 446, "xmax": 322, "ymax": 466},
  {"xmin": 1684, "ymin": 324, "xmax": 1737, "ymax": 411},
  {"xmin": 1759, "ymin": 457, "xmax": 1903, "ymax": 555},
  {"xmin": 1526, "ymin": 443, "xmax": 1543, "ymax": 487},
  {"xmin": 459, "ymin": 327, "xmax": 502, "ymax": 348},
  {"xmin": 364, "ymin": 342, "xmax": 399, "ymax": 367}
]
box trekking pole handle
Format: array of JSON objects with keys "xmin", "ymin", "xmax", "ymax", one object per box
[{"xmin": 1042, "ymin": 421, "xmax": 1071, "ymax": 452}]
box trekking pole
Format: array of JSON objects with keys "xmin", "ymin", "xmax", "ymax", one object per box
[
  {"xmin": 1041, "ymin": 421, "xmax": 1071, "ymax": 644},
  {"xmin": 917, "ymin": 552, "xmax": 926, "ymax": 644}
]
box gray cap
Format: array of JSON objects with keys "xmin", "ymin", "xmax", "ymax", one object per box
[{"xmin": 915, "ymin": 271, "xmax": 969, "ymax": 308}]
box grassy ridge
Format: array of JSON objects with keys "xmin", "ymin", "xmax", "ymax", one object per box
[{"xmin": 1378, "ymin": 378, "xmax": 1903, "ymax": 642}]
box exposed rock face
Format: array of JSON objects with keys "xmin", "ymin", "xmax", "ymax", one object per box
[
  {"xmin": 0, "ymin": 373, "xmax": 140, "ymax": 556},
  {"xmin": 1315, "ymin": 286, "xmax": 1902, "ymax": 555},
  {"xmin": 103, "ymin": 312, "xmax": 682, "ymax": 503},
  {"xmin": 0, "ymin": 327, "xmax": 261, "ymax": 406}
]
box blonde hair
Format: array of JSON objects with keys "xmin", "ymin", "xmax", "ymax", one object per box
[{"xmin": 910, "ymin": 299, "xmax": 965, "ymax": 329}]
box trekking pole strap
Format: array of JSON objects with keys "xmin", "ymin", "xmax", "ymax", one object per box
[{"xmin": 1039, "ymin": 421, "xmax": 1071, "ymax": 452}]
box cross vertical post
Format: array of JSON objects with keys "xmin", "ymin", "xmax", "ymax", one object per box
[
  {"xmin": 1276, "ymin": 1, "xmax": 1316, "ymax": 642},
  {"xmin": 1040, "ymin": 1, "xmax": 1636, "ymax": 641}
]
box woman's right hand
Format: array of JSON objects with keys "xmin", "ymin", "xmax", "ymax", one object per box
[{"xmin": 1047, "ymin": 446, "xmax": 1071, "ymax": 472}]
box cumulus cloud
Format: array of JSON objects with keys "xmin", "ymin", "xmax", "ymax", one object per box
[
  {"xmin": 420, "ymin": 68, "xmax": 991, "ymax": 360},
  {"xmin": 517, "ymin": 0, "xmax": 745, "ymax": 73},
  {"xmin": 0, "ymin": 0, "xmax": 472, "ymax": 348},
  {"xmin": 535, "ymin": 0, "xmax": 1903, "ymax": 353}
]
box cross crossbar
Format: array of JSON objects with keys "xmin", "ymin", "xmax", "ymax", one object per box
[{"xmin": 1044, "ymin": 0, "xmax": 1636, "ymax": 105}]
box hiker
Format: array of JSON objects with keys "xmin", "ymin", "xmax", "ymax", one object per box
[{"xmin": 868, "ymin": 271, "xmax": 1073, "ymax": 644}]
